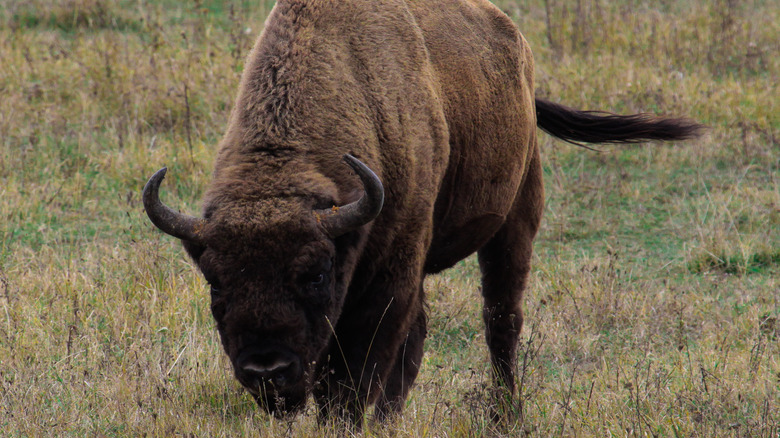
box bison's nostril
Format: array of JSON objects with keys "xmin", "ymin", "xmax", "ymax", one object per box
[
  {"xmin": 237, "ymin": 348, "xmax": 302, "ymax": 388},
  {"xmin": 243, "ymin": 359, "xmax": 293, "ymax": 375},
  {"xmin": 242, "ymin": 359, "xmax": 295, "ymax": 385}
]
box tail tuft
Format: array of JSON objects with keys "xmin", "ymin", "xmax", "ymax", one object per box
[{"xmin": 535, "ymin": 98, "xmax": 704, "ymax": 145}]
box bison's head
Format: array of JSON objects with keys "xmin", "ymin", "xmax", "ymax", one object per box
[{"xmin": 142, "ymin": 155, "xmax": 383, "ymax": 415}]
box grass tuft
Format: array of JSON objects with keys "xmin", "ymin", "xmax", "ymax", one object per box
[
  {"xmin": 7, "ymin": 0, "xmax": 140, "ymax": 32},
  {"xmin": 689, "ymin": 248, "xmax": 780, "ymax": 275}
]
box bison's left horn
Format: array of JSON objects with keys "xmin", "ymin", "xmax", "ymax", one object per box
[
  {"xmin": 317, "ymin": 154, "xmax": 384, "ymax": 238},
  {"xmin": 143, "ymin": 167, "xmax": 207, "ymax": 244}
]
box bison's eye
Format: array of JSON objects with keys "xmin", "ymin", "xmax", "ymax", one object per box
[
  {"xmin": 302, "ymin": 270, "xmax": 330, "ymax": 293},
  {"xmin": 310, "ymin": 273, "xmax": 326, "ymax": 287},
  {"xmin": 299, "ymin": 258, "xmax": 332, "ymax": 295}
]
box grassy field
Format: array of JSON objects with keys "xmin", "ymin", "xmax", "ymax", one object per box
[{"xmin": 0, "ymin": 0, "xmax": 778, "ymax": 436}]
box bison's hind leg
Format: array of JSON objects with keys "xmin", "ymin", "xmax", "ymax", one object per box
[{"xmin": 476, "ymin": 148, "xmax": 544, "ymax": 421}]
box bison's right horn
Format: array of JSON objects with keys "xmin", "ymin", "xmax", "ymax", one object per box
[
  {"xmin": 316, "ymin": 155, "xmax": 385, "ymax": 238},
  {"xmin": 143, "ymin": 167, "xmax": 207, "ymax": 244}
]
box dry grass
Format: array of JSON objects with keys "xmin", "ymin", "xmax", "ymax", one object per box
[{"xmin": 1, "ymin": 0, "xmax": 778, "ymax": 436}]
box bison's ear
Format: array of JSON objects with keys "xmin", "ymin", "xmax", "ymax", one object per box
[
  {"xmin": 311, "ymin": 189, "xmax": 360, "ymax": 211},
  {"xmin": 142, "ymin": 167, "xmax": 208, "ymax": 245},
  {"xmin": 340, "ymin": 187, "xmax": 364, "ymax": 206},
  {"xmin": 311, "ymin": 195, "xmax": 339, "ymax": 212},
  {"xmin": 183, "ymin": 240, "xmax": 206, "ymax": 262},
  {"xmin": 315, "ymin": 155, "xmax": 384, "ymax": 238}
]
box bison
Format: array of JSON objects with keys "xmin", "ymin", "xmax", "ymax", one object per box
[{"xmin": 143, "ymin": 0, "xmax": 701, "ymax": 424}]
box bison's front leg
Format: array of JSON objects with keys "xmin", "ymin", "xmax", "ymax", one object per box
[
  {"xmin": 313, "ymin": 265, "xmax": 426, "ymax": 425},
  {"xmin": 374, "ymin": 303, "xmax": 427, "ymax": 421}
]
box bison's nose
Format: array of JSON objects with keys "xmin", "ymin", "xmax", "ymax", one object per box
[{"xmin": 237, "ymin": 347, "xmax": 302, "ymax": 388}]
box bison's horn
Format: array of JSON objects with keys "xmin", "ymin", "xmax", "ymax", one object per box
[
  {"xmin": 317, "ymin": 154, "xmax": 384, "ymax": 238},
  {"xmin": 143, "ymin": 167, "xmax": 207, "ymax": 244}
]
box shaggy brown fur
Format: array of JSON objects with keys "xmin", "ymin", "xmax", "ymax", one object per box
[{"xmin": 143, "ymin": 0, "xmax": 702, "ymax": 425}]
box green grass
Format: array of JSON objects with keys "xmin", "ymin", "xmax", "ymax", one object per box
[{"xmin": 1, "ymin": 0, "xmax": 778, "ymax": 436}]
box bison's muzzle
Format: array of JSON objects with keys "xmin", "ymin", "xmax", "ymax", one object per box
[
  {"xmin": 235, "ymin": 345, "xmax": 308, "ymax": 415},
  {"xmin": 236, "ymin": 345, "xmax": 303, "ymax": 389}
]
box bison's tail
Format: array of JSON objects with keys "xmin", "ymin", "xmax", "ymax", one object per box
[{"xmin": 535, "ymin": 98, "xmax": 704, "ymax": 145}]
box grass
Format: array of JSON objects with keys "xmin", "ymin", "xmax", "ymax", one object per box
[{"xmin": 1, "ymin": 0, "xmax": 778, "ymax": 436}]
